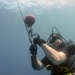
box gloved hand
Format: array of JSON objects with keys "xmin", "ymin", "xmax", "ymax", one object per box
[
  {"xmin": 33, "ymin": 37, "xmax": 46, "ymax": 46},
  {"xmin": 29, "ymin": 44, "xmax": 37, "ymax": 55}
]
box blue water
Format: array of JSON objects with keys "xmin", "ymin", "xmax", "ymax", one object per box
[{"xmin": 0, "ymin": 0, "xmax": 75, "ymax": 75}]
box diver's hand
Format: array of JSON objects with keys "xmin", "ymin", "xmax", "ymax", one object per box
[
  {"xmin": 33, "ymin": 37, "xmax": 46, "ymax": 46},
  {"xmin": 29, "ymin": 44, "xmax": 37, "ymax": 55}
]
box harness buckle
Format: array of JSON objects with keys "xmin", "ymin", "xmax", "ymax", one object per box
[{"xmin": 57, "ymin": 66, "xmax": 69, "ymax": 73}]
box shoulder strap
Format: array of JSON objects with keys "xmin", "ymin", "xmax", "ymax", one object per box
[{"xmin": 68, "ymin": 55, "xmax": 75, "ymax": 68}]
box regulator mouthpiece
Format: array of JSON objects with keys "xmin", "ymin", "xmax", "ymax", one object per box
[{"xmin": 24, "ymin": 14, "xmax": 35, "ymax": 27}]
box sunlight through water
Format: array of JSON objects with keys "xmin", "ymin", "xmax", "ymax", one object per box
[{"xmin": 0, "ymin": 0, "xmax": 75, "ymax": 13}]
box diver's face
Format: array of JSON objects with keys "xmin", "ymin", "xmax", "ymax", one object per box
[{"xmin": 51, "ymin": 39, "xmax": 62, "ymax": 48}]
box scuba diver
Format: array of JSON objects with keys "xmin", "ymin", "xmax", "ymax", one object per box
[
  {"xmin": 29, "ymin": 26, "xmax": 75, "ymax": 75},
  {"xmin": 16, "ymin": 2, "xmax": 75, "ymax": 74}
]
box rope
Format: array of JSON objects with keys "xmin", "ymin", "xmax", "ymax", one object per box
[{"xmin": 16, "ymin": 0, "xmax": 32, "ymax": 44}]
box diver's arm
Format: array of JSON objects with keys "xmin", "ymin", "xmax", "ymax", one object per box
[
  {"xmin": 41, "ymin": 43, "xmax": 67, "ymax": 65},
  {"xmin": 31, "ymin": 55, "xmax": 45, "ymax": 70},
  {"xmin": 29, "ymin": 44, "xmax": 45, "ymax": 70}
]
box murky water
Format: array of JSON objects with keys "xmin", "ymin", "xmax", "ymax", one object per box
[{"xmin": 0, "ymin": 0, "xmax": 75, "ymax": 75}]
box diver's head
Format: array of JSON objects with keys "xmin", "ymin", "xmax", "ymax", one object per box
[
  {"xmin": 50, "ymin": 33, "xmax": 62, "ymax": 43},
  {"xmin": 49, "ymin": 33, "xmax": 63, "ymax": 47},
  {"xmin": 47, "ymin": 26, "xmax": 67, "ymax": 48}
]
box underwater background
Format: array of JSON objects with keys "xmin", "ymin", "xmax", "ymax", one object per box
[{"xmin": 0, "ymin": 0, "xmax": 75, "ymax": 75}]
